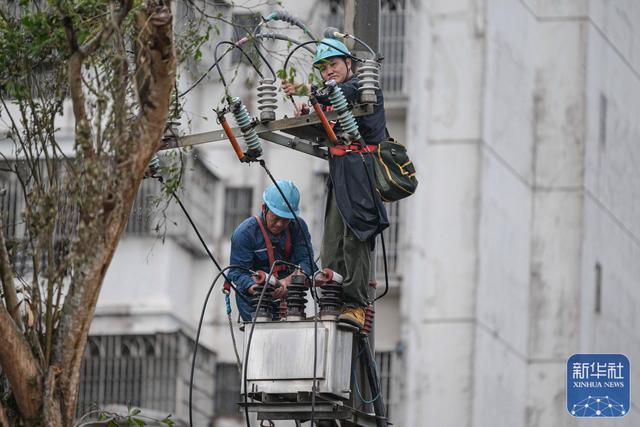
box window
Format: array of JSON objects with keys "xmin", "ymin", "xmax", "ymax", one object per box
[
  {"xmin": 125, "ymin": 179, "xmax": 162, "ymax": 235},
  {"xmin": 224, "ymin": 187, "xmax": 253, "ymax": 236},
  {"xmin": 231, "ymin": 12, "xmax": 261, "ymax": 65},
  {"xmin": 375, "ymin": 350, "xmax": 401, "ymax": 420},
  {"xmin": 214, "ymin": 362, "xmax": 241, "ymax": 417},
  {"xmin": 376, "ymin": 201, "xmax": 401, "ymax": 283},
  {"xmin": 380, "ymin": 0, "xmax": 406, "ymax": 95}
]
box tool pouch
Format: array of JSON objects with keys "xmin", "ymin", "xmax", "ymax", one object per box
[{"xmin": 372, "ymin": 137, "xmax": 418, "ymax": 202}]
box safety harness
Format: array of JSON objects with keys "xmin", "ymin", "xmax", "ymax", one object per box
[
  {"xmin": 329, "ymin": 143, "xmax": 377, "ymax": 157},
  {"xmin": 253, "ymin": 214, "xmax": 293, "ymax": 275}
]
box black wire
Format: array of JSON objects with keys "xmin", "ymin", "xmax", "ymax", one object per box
[
  {"xmin": 374, "ymin": 231, "xmax": 389, "ymax": 301},
  {"xmin": 188, "ymin": 265, "xmax": 254, "ymax": 427},
  {"xmin": 214, "ymin": 41, "xmax": 265, "ymax": 89},
  {"xmin": 165, "ymin": 181, "xmax": 253, "ymax": 306},
  {"xmin": 258, "ymin": 160, "xmax": 316, "ymax": 283},
  {"xmin": 179, "ymin": 44, "xmax": 234, "ymax": 98},
  {"xmin": 258, "ymin": 159, "xmax": 319, "ymax": 427},
  {"xmin": 344, "ymin": 33, "xmax": 377, "ymax": 57},
  {"xmin": 241, "ymin": 260, "xmax": 282, "ymax": 427}
]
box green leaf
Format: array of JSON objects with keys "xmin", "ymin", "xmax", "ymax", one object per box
[
  {"xmin": 133, "ymin": 417, "xmax": 146, "ymax": 427},
  {"xmin": 276, "ymin": 68, "xmax": 287, "ymax": 80},
  {"xmin": 161, "ymin": 415, "xmax": 176, "ymax": 426}
]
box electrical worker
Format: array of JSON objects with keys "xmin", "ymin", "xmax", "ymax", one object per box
[
  {"xmin": 227, "ymin": 180, "xmax": 315, "ymax": 321},
  {"xmin": 282, "ymin": 37, "xmax": 389, "ymax": 328}
]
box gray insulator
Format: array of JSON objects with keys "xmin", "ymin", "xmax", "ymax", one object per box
[
  {"xmin": 257, "ymin": 78, "xmax": 278, "ymax": 121},
  {"xmin": 357, "ymin": 59, "xmax": 380, "ymax": 104},
  {"xmin": 230, "ymin": 97, "xmax": 262, "ymax": 155}
]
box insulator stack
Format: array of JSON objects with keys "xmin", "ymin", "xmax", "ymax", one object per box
[
  {"xmin": 257, "ymin": 78, "xmax": 278, "ymax": 121},
  {"xmin": 362, "ymin": 304, "xmax": 375, "ymax": 335},
  {"xmin": 326, "ymin": 80, "xmax": 362, "ymax": 142},
  {"xmin": 229, "ymin": 97, "xmax": 262, "ymax": 156},
  {"xmin": 319, "ymin": 282, "xmax": 343, "ymax": 318},
  {"xmin": 277, "ymin": 300, "xmax": 288, "ymax": 320},
  {"xmin": 285, "ymin": 271, "xmax": 308, "ymax": 319},
  {"xmin": 357, "ymin": 59, "xmax": 380, "ymax": 104},
  {"xmin": 250, "ymin": 284, "xmax": 273, "ymax": 320}
]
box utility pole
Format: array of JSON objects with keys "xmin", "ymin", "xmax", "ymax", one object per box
[
  {"xmin": 344, "ymin": 3, "xmax": 388, "ymax": 425},
  {"xmin": 344, "ymin": 0, "xmax": 380, "ymax": 53}
]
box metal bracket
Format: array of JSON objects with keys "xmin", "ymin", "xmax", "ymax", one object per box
[{"xmin": 159, "ymin": 104, "xmax": 375, "ymax": 160}]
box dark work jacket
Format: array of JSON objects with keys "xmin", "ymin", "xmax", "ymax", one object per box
[
  {"xmin": 318, "ymin": 75, "xmax": 389, "ymax": 241},
  {"xmin": 316, "ymin": 75, "xmax": 387, "ymax": 144}
]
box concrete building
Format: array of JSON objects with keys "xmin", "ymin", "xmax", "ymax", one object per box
[
  {"xmin": 401, "ymin": 1, "xmax": 640, "ymax": 426},
  {"xmin": 83, "ymin": 0, "xmax": 407, "ymax": 425},
  {"xmin": 2, "ymin": 0, "xmax": 637, "ymax": 426}
]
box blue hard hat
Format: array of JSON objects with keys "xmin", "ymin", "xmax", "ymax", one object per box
[
  {"xmin": 313, "ymin": 37, "xmax": 352, "ymax": 65},
  {"xmin": 262, "ymin": 180, "xmax": 300, "ymax": 219}
]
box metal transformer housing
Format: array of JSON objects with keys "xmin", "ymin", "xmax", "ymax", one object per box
[{"xmin": 242, "ymin": 319, "xmax": 354, "ymax": 398}]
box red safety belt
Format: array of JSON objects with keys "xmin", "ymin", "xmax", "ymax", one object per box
[{"xmin": 254, "ymin": 215, "xmax": 292, "ymax": 274}]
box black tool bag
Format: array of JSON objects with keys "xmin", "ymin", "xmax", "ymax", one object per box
[{"xmin": 372, "ymin": 137, "xmax": 418, "ymax": 202}]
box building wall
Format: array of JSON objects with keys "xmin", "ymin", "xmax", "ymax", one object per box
[
  {"xmin": 402, "ymin": 0, "xmax": 639, "ymax": 426},
  {"xmin": 402, "ymin": 1, "xmax": 483, "ymax": 426}
]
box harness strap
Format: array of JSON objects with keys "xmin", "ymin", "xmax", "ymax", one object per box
[
  {"xmin": 329, "ymin": 144, "xmax": 377, "ymax": 157},
  {"xmin": 254, "ymin": 215, "xmax": 292, "ymax": 273}
]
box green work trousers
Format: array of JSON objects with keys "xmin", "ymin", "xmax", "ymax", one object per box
[{"xmin": 321, "ymin": 191, "xmax": 371, "ymax": 308}]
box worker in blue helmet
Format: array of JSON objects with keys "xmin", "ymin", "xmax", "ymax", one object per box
[
  {"xmin": 282, "ymin": 36, "xmax": 389, "ymax": 329},
  {"xmin": 226, "ymin": 180, "xmax": 316, "ymax": 321}
]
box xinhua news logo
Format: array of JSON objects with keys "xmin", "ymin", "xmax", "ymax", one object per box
[{"xmin": 567, "ymin": 354, "xmax": 630, "ymax": 417}]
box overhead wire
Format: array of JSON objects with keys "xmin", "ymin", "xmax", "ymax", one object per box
[
  {"xmin": 171, "ymin": 8, "xmax": 392, "ymax": 424},
  {"xmin": 188, "ymin": 264, "xmax": 254, "ymax": 427}
]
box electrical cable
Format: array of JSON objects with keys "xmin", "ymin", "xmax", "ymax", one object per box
[
  {"xmin": 149, "ymin": 172, "xmax": 256, "ymax": 426},
  {"xmin": 262, "ymin": 11, "xmax": 315, "ymax": 40},
  {"xmin": 323, "ymin": 27, "xmax": 377, "ymax": 58},
  {"xmin": 257, "ymin": 32, "xmax": 315, "ymax": 53},
  {"xmin": 226, "ymin": 293, "xmax": 243, "ymax": 373},
  {"xmin": 242, "ymin": 260, "xmax": 288, "ymax": 427},
  {"xmin": 188, "ymin": 264, "xmax": 254, "ymax": 427},
  {"xmin": 374, "ymin": 232, "xmax": 389, "ymax": 301},
  {"xmin": 214, "ymin": 41, "xmax": 265, "ymax": 90},
  {"xmin": 179, "ymin": 44, "xmax": 234, "ymax": 98},
  {"xmin": 352, "ymin": 344, "xmax": 381, "ymax": 404},
  {"xmin": 247, "ymin": 164, "xmax": 323, "ymax": 425},
  {"xmin": 261, "ymin": 173, "xmax": 321, "ymax": 425}
]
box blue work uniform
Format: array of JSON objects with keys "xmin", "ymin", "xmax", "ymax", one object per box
[{"xmin": 227, "ymin": 214, "xmax": 316, "ymax": 321}]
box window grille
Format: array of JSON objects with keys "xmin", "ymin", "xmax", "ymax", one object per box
[
  {"xmin": 223, "ymin": 187, "xmax": 253, "ymax": 237},
  {"xmin": 77, "ymin": 332, "xmax": 216, "ymax": 425},
  {"xmin": 380, "ymin": 0, "xmax": 406, "ymax": 96},
  {"xmin": 376, "ymin": 201, "xmax": 401, "ymax": 284},
  {"xmin": 214, "ymin": 362, "xmax": 242, "ymax": 417}
]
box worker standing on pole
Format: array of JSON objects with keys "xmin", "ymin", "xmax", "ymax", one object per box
[{"xmin": 282, "ymin": 37, "xmax": 389, "ymax": 328}]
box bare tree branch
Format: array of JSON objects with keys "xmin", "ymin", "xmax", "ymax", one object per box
[
  {"xmin": 0, "ymin": 304, "xmax": 42, "ymax": 421},
  {"xmin": 0, "ymin": 401, "xmax": 9, "ymax": 427},
  {"xmin": 52, "ymin": 4, "xmax": 176, "ymax": 423},
  {"xmin": 0, "ymin": 209, "xmax": 21, "ymax": 329}
]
